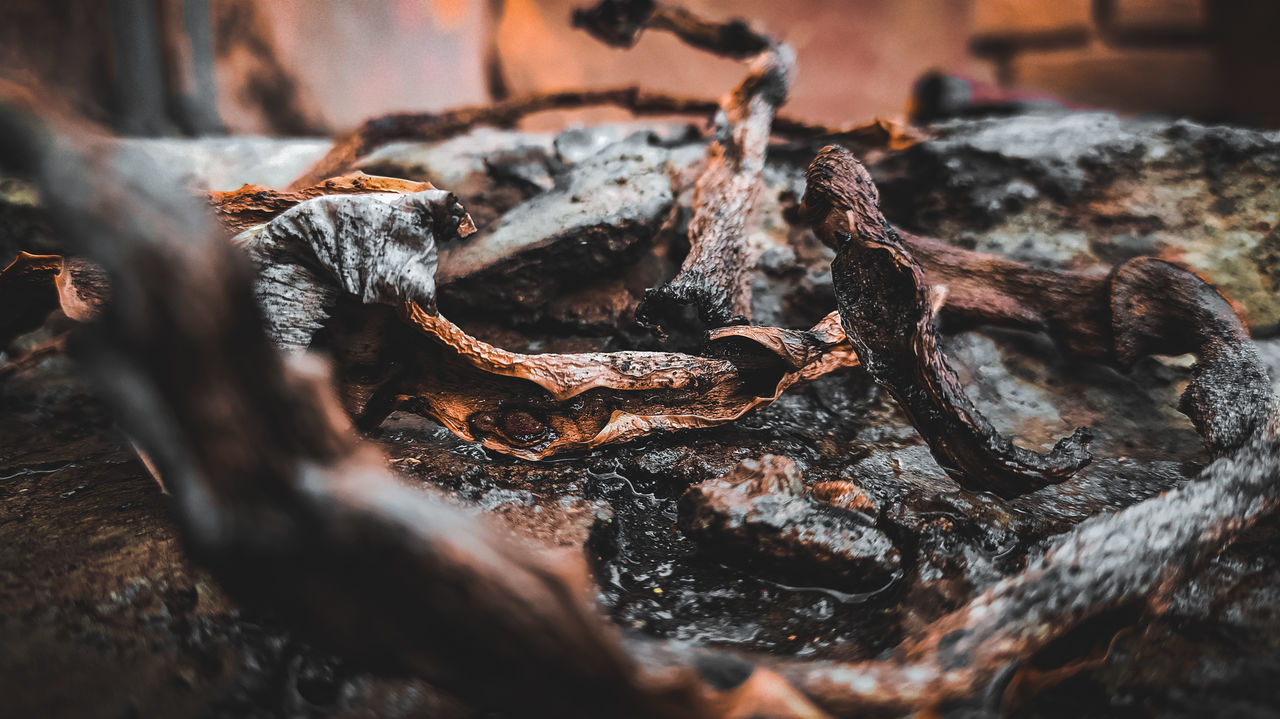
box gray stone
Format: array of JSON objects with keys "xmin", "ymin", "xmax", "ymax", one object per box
[{"xmin": 871, "ymin": 111, "xmax": 1280, "ymax": 334}]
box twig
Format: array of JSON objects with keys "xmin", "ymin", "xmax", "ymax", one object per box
[
  {"xmin": 572, "ymin": 0, "xmax": 794, "ymax": 331},
  {"xmin": 288, "ymin": 88, "xmax": 721, "ymax": 190},
  {"xmin": 286, "ymin": 89, "xmax": 916, "ymax": 194},
  {"xmin": 572, "ymin": 0, "xmax": 771, "ymax": 58}
]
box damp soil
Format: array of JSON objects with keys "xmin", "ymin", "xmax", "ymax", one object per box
[{"xmin": 5, "ymin": 115, "xmax": 1280, "ymax": 717}]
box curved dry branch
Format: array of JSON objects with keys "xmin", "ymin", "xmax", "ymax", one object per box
[
  {"xmin": 571, "ymin": 0, "xmax": 796, "ymax": 331},
  {"xmin": 572, "ymin": 0, "xmax": 771, "ymax": 58},
  {"xmin": 232, "ymin": 187, "xmax": 858, "ymax": 458},
  {"xmin": 803, "ymin": 146, "xmax": 1093, "ymax": 497}
]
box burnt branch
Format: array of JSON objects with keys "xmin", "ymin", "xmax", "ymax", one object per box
[
  {"xmin": 904, "ymin": 226, "xmax": 1273, "ymax": 458},
  {"xmin": 572, "ymin": 0, "xmax": 796, "ymax": 331},
  {"xmin": 804, "ymin": 146, "xmax": 1093, "ymax": 497},
  {"xmin": 636, "ymin": 48, "xmax": 794, "ymax": 331}
]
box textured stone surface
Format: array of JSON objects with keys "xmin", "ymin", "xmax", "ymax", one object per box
[
  {"xmin": 116, "ymin": 137, "xmax": 331, "ymax": 192},
  {"xmin": 873, "ymin": 111, "xmax": 1280, "ymax": 335},
  {"xmin": 678, "ymin": 455, "xmax": 900, "ymax": 591}
]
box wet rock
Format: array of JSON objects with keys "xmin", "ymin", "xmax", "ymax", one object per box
[
  {"xmin": 871, "ymin": 111, "xmax": 1280, "ymax": 334},
  {"xmin": 356, "ymin": 127, "xmax": 557, "ymax": 189},
  {"xmin": 678, "ymin": 455, "xmax": 899, "ymax": 591},
  {"xmin": 435, "ymin": 131, "xmax": 679, "ymax": 313}
]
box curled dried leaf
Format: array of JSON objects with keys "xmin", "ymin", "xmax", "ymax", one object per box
[
  {"xmin": 208, "ymin": 172, "xmax": 451, "ymax": 235},
  {"xmin": 234, "ymin": 188, "xmax": 473, "ymax": 350}
]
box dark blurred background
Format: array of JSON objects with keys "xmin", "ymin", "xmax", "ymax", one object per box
[{"xmin": 2, "ymin": 0, "xmax": 1279, "ymax": 136}]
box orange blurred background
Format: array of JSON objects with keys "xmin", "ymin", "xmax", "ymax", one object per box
[{"xmin": 2, "ymin": 0, "xmax": 1278, "ymax": 136}]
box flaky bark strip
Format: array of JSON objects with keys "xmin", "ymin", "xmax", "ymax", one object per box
[
  {"xmin": 401, "ymin": 305, "xmax": 857, "ymax": 458},
  {"xmin": 638, "ymin": 47, "xmax": 794, "ymax": 329},
  {"xmin": 207, "ymin": 173, "xmax": 454, "ymax": 235}
]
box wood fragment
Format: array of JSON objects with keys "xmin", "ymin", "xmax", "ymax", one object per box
[
  {"xmin": 207, "ymin": 172, "xmax": 446, "ymax": 235},
  {"xmin": 287, "ymin": 90, "xmax": 917, "ymax": 193},
  {"xmin": 804, "ymin": 146, "xmax": 1093, "ymax": 497},
  {"xmin": 572, "ymin": 0, "xmax": 797, "ymax": 331},
  {"xmin": 572, "ymin": 0, "xmax": 771, "ymax": 58}
]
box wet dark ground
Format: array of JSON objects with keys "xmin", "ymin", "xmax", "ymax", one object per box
[
  {"xmin": 5, "ymin": 329, "xmax": 1279, "ymax": 718},
  {"xmin": 4, "ymin": 112, "xmax": 1280, "ymax": 717}
]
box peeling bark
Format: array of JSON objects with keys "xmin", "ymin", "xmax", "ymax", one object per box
[{"xmin": 207, "ymin": 172, "xmax": 446, "ymax": 235}]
